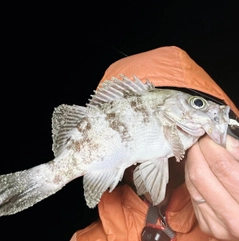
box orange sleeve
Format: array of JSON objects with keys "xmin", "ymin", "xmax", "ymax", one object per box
[{"xmin": 69, "ymin": 220, "xmax": 107, "ymax": 241}]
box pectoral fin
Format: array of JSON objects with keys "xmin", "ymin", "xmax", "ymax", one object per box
[
  {"xmin": 133, "ymin": 158, "xmax": 169, "ymax": 205},
  {"xmin": 163, "ymin": 124, "xmax": 185, "ymax": 162}
]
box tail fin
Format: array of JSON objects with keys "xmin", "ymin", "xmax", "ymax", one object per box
[{"xmin": 0, "ymin": 163, "xmax": 64, "ymax": 216}]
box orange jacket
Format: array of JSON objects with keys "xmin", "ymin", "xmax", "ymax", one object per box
[{"xmin": 70, "ymin": 46, "xmax": 239, "ymax": 241}]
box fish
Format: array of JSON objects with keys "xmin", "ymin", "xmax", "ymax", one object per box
[{"xmin": 0, "ymin": 75, "xmax": 231, "ymax": 216}]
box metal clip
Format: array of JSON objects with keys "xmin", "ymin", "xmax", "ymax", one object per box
[
  {"xmin": 158, "ymin": 212, "xmax": 175, "ymax": 239},
  {"xmin": 228, "ymin": 118, "xmax": 239, "ymax": 140},
  {"xmin": 141, "ymin": 203, "xmax": 175, "ymax": 241},
  {"xmin": 229, "ymin": 118, "xmax": 239, "ymax": 128}
]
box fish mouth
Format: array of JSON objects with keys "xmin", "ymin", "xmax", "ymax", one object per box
[
  {"xmin": 203, "ymin": 123, "xmax": 228, "ymax": 147},
  {"xmin": 176, "ymin": 122, "xmax": 228, "ymax": 146},
  {"xmin": 176, "ymin": 122, "xmax": 205, "ymax": 137}
]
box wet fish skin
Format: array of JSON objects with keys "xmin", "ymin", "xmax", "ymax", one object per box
[{"xmin": 0, "ymin": 76, "xmax": 230, "ymax": 216}]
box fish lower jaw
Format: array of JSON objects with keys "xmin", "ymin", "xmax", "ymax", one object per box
[{"xmin": 176, "ymin": 126, "xmax": 205, "ymax": 137}]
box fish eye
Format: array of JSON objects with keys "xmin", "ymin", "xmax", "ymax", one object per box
[{"xmin": 189, "ymin": 96, "xmax": 207, "ymax": 110}]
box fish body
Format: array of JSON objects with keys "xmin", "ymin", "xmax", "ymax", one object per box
[{"xmin": 0, "ymin": 76, "xmax": 230, "ymax": 215}]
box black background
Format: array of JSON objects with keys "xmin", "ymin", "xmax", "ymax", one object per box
[{"xmin": 1, "ymin": 1, "xmax": 239, "ymax": 240}]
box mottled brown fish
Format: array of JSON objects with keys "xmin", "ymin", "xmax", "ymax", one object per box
[{"xmin": 0, "ymin": 76, "xmax": 232, "ymax": 216}]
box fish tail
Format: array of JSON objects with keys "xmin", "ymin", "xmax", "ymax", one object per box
[{"xmin": 0, "ymin": 162, "xmax": 64, "ymax": 216}]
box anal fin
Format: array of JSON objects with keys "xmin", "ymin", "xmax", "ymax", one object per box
[{"xmin": 83, "ymin": 168, "xmax": 124, "ymax": 208}]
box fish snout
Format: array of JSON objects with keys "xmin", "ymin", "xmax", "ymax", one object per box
[
  {"xmin": 205, "ymin": 108, "xmax": 230, "ymax": 146},
  {"xmin": 204, "ymin": 123, "xmax": 228, "ymax": 146}
]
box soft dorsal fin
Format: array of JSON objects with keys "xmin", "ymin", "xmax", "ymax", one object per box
[
  {"xmin": 51, "ymin": 104, "xmax": 86, "ymax": 157},
  {"xmin": 87, "ymin": 75, "xmax": 155, "ymax": 107}
]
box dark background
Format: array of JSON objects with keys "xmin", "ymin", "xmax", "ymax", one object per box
[{"xmin": 1, "ymin": 1, "xmax": 239, "ymax": 240}]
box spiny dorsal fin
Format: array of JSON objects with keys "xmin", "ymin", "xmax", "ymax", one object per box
[
  {"xmin": 87, "ymin": 75, "xmax": 155, "ymax": 107},
  {"xmin": 51, "ymin": 104, "xmax": 86, "ymax": 157}
]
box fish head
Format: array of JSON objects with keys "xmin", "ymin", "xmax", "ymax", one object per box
[
  {"xmin": 199, "ymin": 102, "xmax": 230, "ymax": 146},
  {"xmin": 158, "ymin": 90, "xmax": 230, "ymax": 146}
]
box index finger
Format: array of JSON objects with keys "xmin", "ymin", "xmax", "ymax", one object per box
[{"xmin": 197, "ymin": 135, "xmax": 239, "ymax": 200}]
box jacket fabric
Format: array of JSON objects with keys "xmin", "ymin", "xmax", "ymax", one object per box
[{"xmin": 70, "ymin": 46, "xmax": 239, "ymax": 241}]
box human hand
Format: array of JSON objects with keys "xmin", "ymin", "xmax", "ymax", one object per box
[{"xmin": 185, "ymin": 135, "xmax": 239, "ymax": 241}]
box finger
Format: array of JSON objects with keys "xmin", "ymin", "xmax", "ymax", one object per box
[
  {"xmin": 199, "ymin": 135, "xmax": 239, "ymax": 201},
  {"xmin": 185, "ymin": 140, "xmax": 239, "ymax": 229},
  {"xmin": 186, "ymin": 165, "xmax": 239, "ymax": 240},
  {"xmin": 192, "ymin": 201, "xmax": 239, "ymax": 240},
  {"xmin": 185, "ymin": 158, "xmax": 204, "ymax": 202}
]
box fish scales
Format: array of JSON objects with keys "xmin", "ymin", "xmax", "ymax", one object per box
[{"xmin": 0, "ymin": 75, "xmax": 232, "ymax": 215}]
